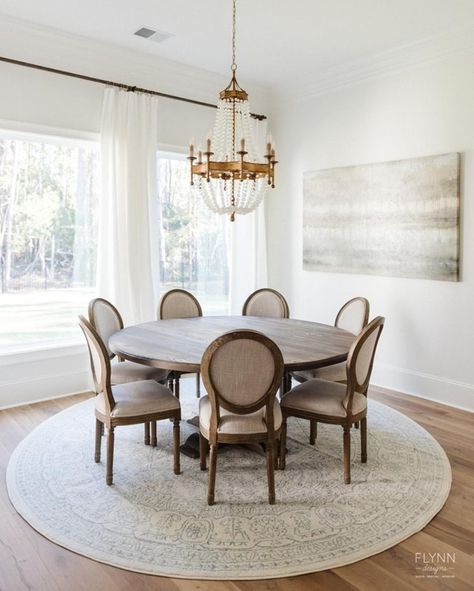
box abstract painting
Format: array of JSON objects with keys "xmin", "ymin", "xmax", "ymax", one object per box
[{"xmin": 303, "ymin": 153, "xmax": 460, "ymax": 281}]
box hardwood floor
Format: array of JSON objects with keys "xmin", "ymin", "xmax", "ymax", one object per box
[{"xmin": 0, "ymin": 387, "xmax": 472, "ymax": 591}]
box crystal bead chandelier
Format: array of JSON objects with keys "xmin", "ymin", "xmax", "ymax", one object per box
[{"xmin": 188, "ymin": 0, "xmax": 277, "ymax": 221}]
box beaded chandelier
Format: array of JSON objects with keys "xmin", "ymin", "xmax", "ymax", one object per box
[{"xmin": 188, "ymin": 0, "xmax": 277, "ymax": 221}]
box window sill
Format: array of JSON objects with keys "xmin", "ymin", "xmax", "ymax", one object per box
[{"xmin": 0, "ymin": 341, "xmax": 87, "ymax": 367}]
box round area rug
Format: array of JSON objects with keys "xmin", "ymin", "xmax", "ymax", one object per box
[{"xmin": 7, "ymin": 382, "xmax": 451, "ymax": 580}]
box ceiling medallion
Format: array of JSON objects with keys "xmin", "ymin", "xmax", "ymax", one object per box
[{"xmin": 188, "ymin": 0, "xmax": 277, "ymax": 221}]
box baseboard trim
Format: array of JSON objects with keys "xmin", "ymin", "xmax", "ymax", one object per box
[
  {"xmin": 371, "ymin": 363, "xmax": 474, "ymax": 413},
  {"xmin": 0, "ymin": 389, "xmax": 91, "ymax": 411}
]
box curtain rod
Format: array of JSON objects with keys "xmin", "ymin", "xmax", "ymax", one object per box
[{"xmin": 0, "ymin": 55, "xmax": 267, "ymax": 121}]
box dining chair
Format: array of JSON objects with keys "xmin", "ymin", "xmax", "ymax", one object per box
[
  {"xmin": 89, "ymin": 298, "xmax": 171, "ymax": 446},
  {"xmin": 280, "ymin": 316, "xmax": 384, "ymax": 484},
  {"xmin": 79, "ymin": 316, "xmax": 181, "ymax": 485},
  {"xmin": 158, "ymin": 289, "xmax": 203, "ymax": 399},
  {"xmin": 292, "ymin": 297, "xmax": 369, "ymax": 385},
  {"xmin": 199, "ymin": 329, "xmax": 284, "ymax": 505},
  {"xmin": 89, "ymin": 298, "xmax": 169, "ymax": 386},
  {"xmin": 242, "ymin": 288, "xmax": 290, "ymax": 319}
]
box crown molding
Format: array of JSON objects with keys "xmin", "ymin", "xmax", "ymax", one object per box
[
  {"xmin": 275, "ymin": 22, "xmax": 474, "ymax": 103},
  {"xmin": 0, "ymin": 13, "xmax": 270, "ymax": 109}
]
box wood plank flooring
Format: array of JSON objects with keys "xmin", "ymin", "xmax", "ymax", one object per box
[{"xmin": 0, "ymin": 387, "xmax": 472, "ymax": 591}]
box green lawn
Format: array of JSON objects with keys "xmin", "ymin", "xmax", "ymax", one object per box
[{"xmin": 0, "ymin": 288, "xmax": 228, "ymax": 353}]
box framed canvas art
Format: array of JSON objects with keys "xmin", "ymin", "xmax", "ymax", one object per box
[{"xmin": 303, "ymin": 153, "xmax": 460, "ymax": 281}]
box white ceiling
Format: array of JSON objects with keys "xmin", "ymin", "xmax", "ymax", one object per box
[{"xmin": 1, "ymin": 0, "xmax": 474, "ymax": 88}]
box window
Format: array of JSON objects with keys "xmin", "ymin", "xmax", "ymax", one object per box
[
  {"xmin": 157, "ymin": 154, "xmax": 230, "ymax": 315},
  {"xmin": 0, "ymin": 132, "xmax": 99, "ymax": 353}
]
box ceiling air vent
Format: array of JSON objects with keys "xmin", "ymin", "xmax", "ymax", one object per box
[{"xmin": 133, "ymin": 27, "xmax": 174, "ymax": 43}]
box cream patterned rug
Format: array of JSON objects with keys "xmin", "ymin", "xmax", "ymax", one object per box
[{"xmin": 7, "ymin": 382, "xmax": 451, "ymax": 580}]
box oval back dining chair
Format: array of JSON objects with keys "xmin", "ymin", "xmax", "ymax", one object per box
[
  {"xmin": 158, "ymin": 289, "xmax": 203, "ymax": 399},
  {"xmin": 292, "ymin": 297, "xmax": 369, "ymax": 385},
  {"xmin": 242, "ymin": 288, "xmax": 290, "ymax": 319},
  {"xmin": 79, "ymin": 315, "xmax": 181, "ymax": 485},
  {"xmin": 159, "ymin": 288, "xmax": 203, "ymax": 319},
  {"xmin": 89, "ymin": 298, "xmax": 169, "ymax": 386},
  {"xmin": 199, "ymin": 330, "xmax": 284, "ymax": 505},
  {"xmin": 280, "ymin": 316, "xmax": 385, "ymax": 484}
]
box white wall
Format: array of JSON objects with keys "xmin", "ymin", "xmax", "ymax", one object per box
[
  {"xmin": 0, "ymin": 16, "xmax": 271, "ymax": 408},
  {"xmin": 268, "ymin": 52, "xmax": 474, "ymax": 411}
]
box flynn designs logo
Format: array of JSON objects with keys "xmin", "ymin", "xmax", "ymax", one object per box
[{"xmin": 414, "ymin": 552, "xmax": 456, "ymax": 579}]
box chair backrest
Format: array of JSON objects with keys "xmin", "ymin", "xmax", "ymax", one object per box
[
  {"xmin": 201, "ymin": 330, "xmax": 284, "ymax": 434},
  {"xmin": 242, "ymin": 288, "xmax": 290, "ymax": 319},
  {"xmin": 88, "ymin": 298, "xmax": 123, "ymax": 359},
  {"xmin": 344, "ymin": 316, "xmax": 385, "ymax": 413},
  {"xmin": 158, "ymin": 289, "xmax": 203, "ymax": 320},
  {"xmin": 335, "ymin": 297, "xmax": 370, "ymax": 335},
  {"xmin": 78, "ymin": 315, "xmax": 114, "ymax": 415}
]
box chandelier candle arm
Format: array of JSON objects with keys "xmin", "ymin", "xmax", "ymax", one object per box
[{"xmin": 188, "ymin": 0, "xmax": 277, "ymax": 220}]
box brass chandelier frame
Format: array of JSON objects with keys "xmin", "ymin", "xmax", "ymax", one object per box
[{"xmin": 188, "ymin": 0, "xmax": 277, "ymax": 220}]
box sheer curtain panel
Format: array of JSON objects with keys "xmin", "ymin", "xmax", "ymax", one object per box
[{"xmin": 97, "ymin": 88, "xmax": 159, "ymax": 324}]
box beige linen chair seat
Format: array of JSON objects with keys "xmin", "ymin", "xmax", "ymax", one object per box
[
  {"xmin": 95, "ymin": 380, "xmax": 180, "ymax": 419},
  {"xmin": 79, "ymin": 315, "xmax": 181, "ymax": 485},
  {"xmin": 199, "ymin": 395, "xmax": 282, "ymax": 436},
  {"xmin": 280, "ymin": 316, "xmax": 385, "ymax": 484},
  {"xmin": 292, "ymin": 297, "xmax": 369, "ymax": 385},
  {"xmin": 282, "ymin": 379, "xmax": 367, "ymax": 418},
  {"xmin": 89, "ymin": 297, "xmax": 170, "ymax": 386},
  {"xmin": 293, "ymin": 362, "xmax": 346, "ymax": 384},
  {"xmin": 111, "ymin": 361, "xmax": 168, "ymax": 385},
  {"xmin": 199, "ymin": 329, "xmax": 284, "ymax": 505}
]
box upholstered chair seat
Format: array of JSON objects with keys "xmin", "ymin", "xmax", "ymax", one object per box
[
  {"xmin": 293, "ymin": 362, "xmax": 346, "ymax": 384},
  {"xmin": 95, "ymin": 380, "xmax": 180, "ymax": 419},
  {"xmin": 292, "ymin": 297, "xmax": 369, "ymax": 385},
  {"xmin": 281, "ymin": 379, "xmax": 367, "ymax": 418},
  {"xmin": 199, "ymin": 396, "xmax": 282, "ymax": 437},
  {"xmin": 280, "ymin": 316, "xmax": 385, "ymax": 484},
  {"xmin": 199, "ymin": 329, "xmax": 284, "ymax": 505},
  {"xmin": 89, "ymin": 297, "xmax": 170, "ymax": 386},
  {"xmin": 79, "ymin": 315, "xmax": 181, "ymax": 484},
  {"xmin": 111, "ymin": 361, "xmax": 168, "ymax": 385}
]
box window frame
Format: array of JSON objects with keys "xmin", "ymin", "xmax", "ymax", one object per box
[{"xmin": 0, "ymin": 122, "xmax": 100, "ymax": 356}]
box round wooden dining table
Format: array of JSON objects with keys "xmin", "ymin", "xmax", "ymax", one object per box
[
  {"xmin": 109, "ymin": 315, "xmax": 355, "ymax": 457},
  {"xmin": 108, "ymin": 315, "xmax": 355, "ymax": 374}
]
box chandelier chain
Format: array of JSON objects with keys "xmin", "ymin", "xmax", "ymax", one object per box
[{"xmin": 232, "ymin": 0, "xmax": 237, "ymax": 70}]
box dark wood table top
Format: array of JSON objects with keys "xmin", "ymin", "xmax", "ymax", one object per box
[{"xmin": 109, "ymin": 315, "xmax": 355, "ymax": 373}]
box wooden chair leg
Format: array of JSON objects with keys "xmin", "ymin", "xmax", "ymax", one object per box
[
  {"xmin": 279, "ymin": 417, "xmax": 287, "ymax": 470},
  {"xmin": 361, "ymin": 417, "xmax": 367, "ymax": 463},
  {"xmin": 208, "ymin": 444, "xmax": 218, "ymax": 505},
  {"xmin": 266, "ymin": 439, "xmax": 276, "ymax": 504},
  {"xmin": 343, "ymin": 426, "xmax": 351, "ymax": 484},
  {"xmin": 144, "ymin": 422, "xmax": 150, "ymax": 445},
  {"xmin": 274, "ymin": 439, "xmax": 279, "ymax": 469},
  {"xmin": 151, "ymin": 421, "xmax": 157, "ymax": 447},
  {"xmin": 310, "ymin": 420, "xmax": 317, "ymax": 445},
  {"xmin": 199, "ymin": 432, "xmax": 208, "ymax": 471},
  {"xmin": 95, "ymin": 419, "xmax": 102, "ymax": 463},
  {"xmin": 106, "ymin": 426, "xmax": 115, "ymax": 486},
  {"xmin": 173, "ymin": 418, "xmax": 180, "ymax": 475},
  {"xmin": 174, "ymin": 377, "xmax": 180, "ymax": 400},
  {"xmin": 196, "ymin": 373, "xmax": 201, "ymax": 398}
]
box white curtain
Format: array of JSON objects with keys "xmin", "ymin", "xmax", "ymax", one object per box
[
  {"xmin": 229, "ymin": 119, "xmax": 268, "ymax": 314},
  {"xmin": 97, "ymin": 88, "xmax": 159, "ymax": 324}
]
